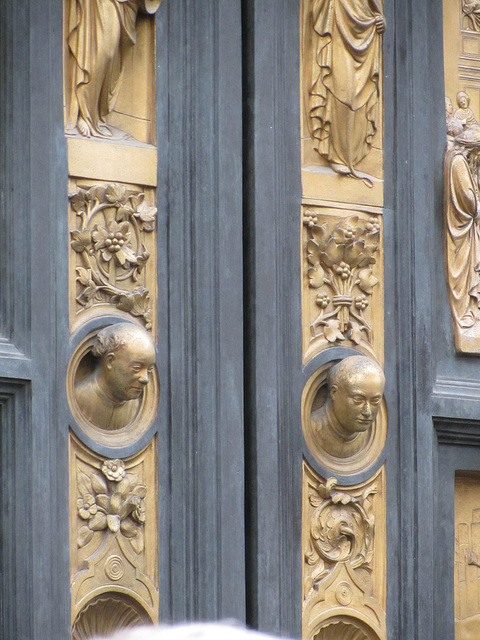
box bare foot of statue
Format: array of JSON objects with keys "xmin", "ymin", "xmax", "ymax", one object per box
[{"xmin": 77, "ymin": 117, "xmax": 91, "ymax": 138}]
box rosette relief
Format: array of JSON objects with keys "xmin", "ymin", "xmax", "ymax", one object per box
[{"xmin": 69, "ymin": 434, "xmax": 158, "ymax": 628}]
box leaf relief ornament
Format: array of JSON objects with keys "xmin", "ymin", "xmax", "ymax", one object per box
[
  {"xmin": 76, "ymin": 458, "xmax": 147, "ymax": 555},
  {"xmin": 69, "ymin": 183, "xmax": 156, "ymax": 329},
  {"xmin": 304, "ymin": 477, "xmax": 376, "ymax": 599},
  {"xmin": 304, "ymin": 213, "xmax": 380, "ymax": 346}
]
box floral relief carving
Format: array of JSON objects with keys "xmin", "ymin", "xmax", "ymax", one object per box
[
  {"xmin": 70, "ymin": 183, "xmax": 157, "ymax": 329},
  {"xmin": 302, "ymin": 463, "xmax": 387, "ymax": 639},
  {"xmin": 304, "ymin": 477, "xmax": 376, "ymax": 599},
  {"xmin": 76, "ymin": 458, "xmax": 147, "ymax": 554},
  {"xmin": 304, "ymin": 212, "xmax": 380, "ymax": 346}
]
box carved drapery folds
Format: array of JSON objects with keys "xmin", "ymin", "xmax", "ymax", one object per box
[
  {"xmin": 302, "ymin": 463, "xmax": 386, "ymax": 640},
  {"xmin": 443, "ymin": 1, "xmax": 480, "ymax": 352},
  {"xmin": 301, "ymin": 0, "xmax": 385, "ymax": 206},
  {"xmin": 69, "ymin": 181, "xmax": 157, "ymax": 333},
  {"xmin": 307, "ymin": 0, "xmax": 385, "ymax": 185},
  {"xmin": 66, "ymin": 0, "xmax": 162, "ymax": 142}
]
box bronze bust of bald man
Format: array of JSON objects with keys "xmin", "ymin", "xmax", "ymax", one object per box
[
  {"xmin": 75, "ymin": 323, "xmax": 156, "ymax": 430},
  {"xmin": 311, "ymin": 355, "xmax": 385, "ymax": 459}
]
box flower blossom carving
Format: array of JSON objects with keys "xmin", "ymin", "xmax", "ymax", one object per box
[
  {"xmin": 304, "ymin": 213, "xmax": 379, "ymax": 345},
  {"xmin": 304, "ymin": 477, "xmax": 376, "ymax": 597},
  {"xmin": 70, "ymin": 183, "xmax": 157, "ymax": 329},
  {"xmin": 76, "ymin": 458, "xmax": 147, "ymax": 554}
]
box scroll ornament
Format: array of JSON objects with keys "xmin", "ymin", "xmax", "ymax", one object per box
[
  {"xmin": 76, "ymin": 458, "xmax": 147, "ymax": 554},
  {"xmin": 304, "ymin": 477, "xmax": 376, "ymax": 600},
  {"xmin": 304, "ymin": 213, "xmax": 379, "ymax": 345},
  {"xmin": 70, "ymin": 183, "xmax": 156, "ymax": 329}
]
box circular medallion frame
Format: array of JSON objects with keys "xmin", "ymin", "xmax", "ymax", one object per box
[
  {"xmin": 67, "ymin": 324, "xmax": 159, "ymax": 448},
  {"xmin": 302, "ymin": 360, "xmax": 387, "ymax": 476}
]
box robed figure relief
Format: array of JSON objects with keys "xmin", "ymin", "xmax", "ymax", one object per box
[
  {"xmin": 444, "ymin": 97, "xmax": 480, "ymax": 349},
  {"xmin": 463, "ymin": 0, "xmax": 480, "ymax": 31},
  {"xmin": 308, "ymin": 0, "xmax": 385, "ymax": 185},
  {"xmin": 66, "ymin": 0, "xmax": 162, "ymax": 139}
]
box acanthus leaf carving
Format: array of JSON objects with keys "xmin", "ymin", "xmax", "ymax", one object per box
[
  {"xmin": 305, "ymin": 476, "xmax": 376, "ymax": 601},
  {"xmin": 69, "ymin": 183, "xmax": 156, "ymax": 329}
]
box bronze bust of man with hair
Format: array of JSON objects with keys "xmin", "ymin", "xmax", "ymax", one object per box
[
  {"xmin": 75, "ymin": 323, "xmax": 156, "ymax": 430},
  {"xmin": 311, "ymin": 355, "xmax": 385, "ymax": 459}
]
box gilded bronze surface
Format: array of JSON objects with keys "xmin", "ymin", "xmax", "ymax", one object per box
[
  {"xmin": 302, "ymin": 462, "xmax": 386, "ymax": 640},
  {"xmin": 68, "ymin": 179, "xmax": 158, "ymax": 335},
  {"xmin": 65, "ymin": 0, "xmax": 162, "ymax": 141},
  {"xmin": 302, "ymin": 356, "xmax": 386, "ymax": 475},
  {"xmin": 74, "ymin": 323, "xmax": 156, "ymax": 431},
  {"xmin": 307, "ymin": 0, "xmax": 385, "ymax": 185},
  {"xmin": 302, "ymin": 207, "xmax": 384, "ymax": 364},
  {"xmin": 69, "ymin": 433, "xmax": 159, "ymax": 629},
  {"xmin": 301, "ymin": 0, "xmax": 385, "ymax": 205},
  {"xmin": 443, "ymin": 0, "xmax": 480, "ymax": 352},
  {"xmin": 454, "ymin": 472, "xmax": 480, "ymax": 639}
]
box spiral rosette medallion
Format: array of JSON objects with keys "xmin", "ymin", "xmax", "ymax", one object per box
[
  {"xmin": 105, "ymin": 555, "xmax": 125, "ymax": 581},
  {"xmin": 335, "ymin": 581, "xmax": 353, "ymax": 606}
]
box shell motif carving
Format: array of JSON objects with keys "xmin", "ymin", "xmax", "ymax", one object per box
[
  {"xmin": 315, "ymin": 619, "xmax": 377, "ymax": 640},
  {"xmin": 72, "ymin": 593, "xmax": 151, "ymax": 640}
]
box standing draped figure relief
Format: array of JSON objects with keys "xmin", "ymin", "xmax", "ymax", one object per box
[
  {"xmin": 66, "ymin": 0, "xmax": 162, "ymax": 139},
  {"xmin": 308, "ymin": 0, "xmax": 385, "ymax": 185},
  {"xmin": 444, "ymin": 90, "xmax": 480, "ymax": 351}
]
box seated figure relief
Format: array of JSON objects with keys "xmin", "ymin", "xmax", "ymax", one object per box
[
  {"xmin": 311, "ymin": 355, "xmax": 385, "ymax": 460},
  {"xmin": 444, "ymin": 92, "xmax": 480, "ymax": 350},
  {"xmin": 66, "ymin": 0, "xmax": 162, "ymax": 139},
  {"xmin": 75, "ymin": 322, "xmax": 156, "ymax": 430}
]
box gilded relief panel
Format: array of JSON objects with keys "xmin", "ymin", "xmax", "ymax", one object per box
[
  {"xmin": 69, "ymin": 433, "xmax": 158, "ymax": 629},
  {"xmin": 68, "ymin": 178, "xmax": 157, "ymax": 336},
  {"xmin": 444, "ymin": 0, "xmax": 480, "ymax": 352},
  {"xmin": 302, "ymin": 462, "xmax": 386, "ymax": 640},
  {"xmin": 454, "ymin": 472, "xmax": 480, "ymax": 639},
  {"xmin": 301, "ymin": 356, "xmax": 386, "ymax": 477},
  {"xmin": 300, "ymin": 0, "xmax": 385, "ymax": 207},
  {"xmin": 302, "ymin": 206, "xmax": 384, "ymax": 365},
  {"xmin": 64, "ymin": 4, "xmax": 162, "ymax": 636},
  {"xmin": 64, "ymin": 0, "xmax": 162, "ymax": 145}
]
